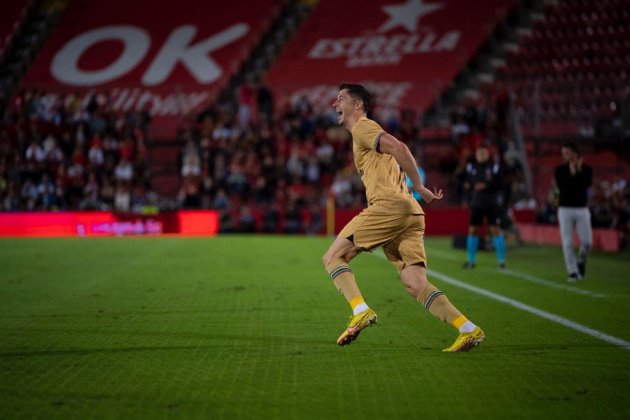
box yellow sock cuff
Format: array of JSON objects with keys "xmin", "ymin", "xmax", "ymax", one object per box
[
  {"xmin": 451, "ymin": 315, "xmax": 468, "ymax": 329},
  {"xmin": 349, "ymin": 296, "xmax": 365, "ymax": 310}
]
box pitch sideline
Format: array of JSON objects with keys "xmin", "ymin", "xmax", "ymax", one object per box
[
  {"xmin": 498, "ymin": 267, "xmax": 606, "ymax": 298},
  {"xmin": 427, "ymin": 247, "xmax": 606, "ymax": 298},
  {"xmin": 371, "ymin": 252, "xmax": 630, "ymax": 351}
]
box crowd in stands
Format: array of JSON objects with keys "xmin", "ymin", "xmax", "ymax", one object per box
[
  {"xmin": 170, "ymin": 80, "xmax": 537, "ymax": 234},
  {"xmin": 1, "ymin": 84, "xmax": 628, "ymax": 242},
  {"xmin": 175, "ymin": 83, "xmax": 356, "ymax": 234},
  {"xmin": 0, "ymin": 89, "xmax": 156, "ymax": 213}
]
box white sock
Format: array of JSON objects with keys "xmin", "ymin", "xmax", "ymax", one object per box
[
  {"xmin": 459, "ymin": 320, "xmax": 476, "ymax": 333},
  {"xmin": 353, "ymin": 303, "xmax": 369, "ymax": 315}
]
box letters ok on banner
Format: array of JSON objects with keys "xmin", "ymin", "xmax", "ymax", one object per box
[{"xmin": 21, "ymin": 0, "xmax": 281, "ymax": 138}]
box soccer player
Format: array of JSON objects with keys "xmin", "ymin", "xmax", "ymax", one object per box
[
  {"xmin": 322, "ymin": 83, "xmax": 484, "ymax": 352},
  {"xmin": 462, "ymin": 145, "xmax": 507, "ymax": 269},
  {"xmin": 554, "ymin": 143, "xmax": 593, "ymax": 282}
]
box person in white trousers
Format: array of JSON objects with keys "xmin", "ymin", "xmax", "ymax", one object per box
[{"xmin": 554, "ymin": 143, "xmax": 593, "ymax": 282}]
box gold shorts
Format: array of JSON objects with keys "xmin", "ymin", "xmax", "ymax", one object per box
[{"xmin": 339, "ymin": 208, "xmax": 426, "ymax": 272}]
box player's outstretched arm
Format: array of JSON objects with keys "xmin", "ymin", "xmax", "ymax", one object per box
[{"xmin": 378, "ymin": 133, "xmax": 444, "ymax": 204}]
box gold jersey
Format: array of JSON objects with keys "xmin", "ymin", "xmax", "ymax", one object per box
[{"xmin": 351, "ymin": 116, "xmax": 423, "ymax": 215}]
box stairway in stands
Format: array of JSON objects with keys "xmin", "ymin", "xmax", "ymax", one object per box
[
  {"xmin": 423, "ymin": 0, "xmax": 548, "ymax": 128},
  {"xmin": 148, "ymin": 0, "xmax": 314, "ymax": 198},
  {"xmin": 422, "ymin": 0, "xmax": 630, "ymax": 205},
  {"xmin": 426, "ymin": 0, "xmax": 630, "ymax": 140},
  {"xmin": 484, "ymin": 0, "xmax": 630, "ymax": 203},
  {"xmin": 0, "ymin": 0, "xmax": 65, "ymax": 104}
]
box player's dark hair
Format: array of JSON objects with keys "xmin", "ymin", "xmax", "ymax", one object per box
[
  {"xmin": 339, "ymin": 82, "xmax": 372, "ymax": 114},
  {"xmin": 562, "ymin": 142, "xmax": 580, "ymax": 156}
]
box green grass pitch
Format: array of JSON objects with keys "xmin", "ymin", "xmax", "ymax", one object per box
[{"xmin": 1, "ymin": 235, "xmax": 629, "ymax": 419}]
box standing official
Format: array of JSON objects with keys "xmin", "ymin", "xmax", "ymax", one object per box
[
  {"xmin": 463, "ymin": 145, "xmax": 507, "ymax": 269},
  {"xmin": 554, "ymin": 143, "xmax": 593, "ymax": 282}
]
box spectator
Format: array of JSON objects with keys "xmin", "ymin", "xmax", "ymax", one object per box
[
  {"xmin": 25, "ymin": 140, "xmax": 45, "ymax": 167},
  {"xmin": 114, "ymin": 184, "xmax": 130, "ymax": 212},
  {"xmin": 238, "ymin": 81, "xmax": 255, "ymax": 129},
  {"xmin": 256, "ymin": 83, "xmax": 274, "ymax": 123},
  {"xmin": 1, "ymin": 89, "xmax": 153, "ymax": 213},
  {"xmin": 114, "ymin": 157, "xmax": 134, "ymax": 185},
  {"xmin": 100, "ymin": 177, "xmax": 115, "ymax": 210},
  {"xmin": 81, "ymin": 172, "xmax": 101, "ymax": 210},
  {"xmin": 238, "ymin": 205, "xmax": 256, "ymax": 232},
  {"xmin": 88, "ymin": 136, "xmax": 105, "ymax": 170},
  {"xmin": 36, "ymin": 173, "xmax": 56, "ymax": 210}
]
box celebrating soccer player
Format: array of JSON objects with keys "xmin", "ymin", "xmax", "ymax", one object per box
[{"xmin": 322, "ymin": 83, "xmax": 485, "ymax": 352}]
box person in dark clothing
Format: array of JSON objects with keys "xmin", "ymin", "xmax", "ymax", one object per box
[
  {"xmin": 257, "ymin": 84, "xmax": 274, "ymax": 123},
  {"xmin": 554, "ymin": 143, "xmax": 593, "ymax": 282},
  {"xmin": 463, "ymin": 145, "xmax": 507, "ymax": 268}
]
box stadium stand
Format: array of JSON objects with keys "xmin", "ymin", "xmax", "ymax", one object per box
[
  {"xmin": 0, "ymin": 0, "xmax": 29, "ymax": 62},
  {"xmin": 0, "ymin": 89, "xmax": 154, "ymax": 212},
  {"xmin": 18, "ymin": 0, "xmax": 285, "ymax": 138},
  {"xmin": 0, "ymin": 0, "xmax": 628, "ymax": 244},
  {"xmin": 474, "ymin": 0, "xmax": 630, "ymax": 212},
  {"xmin": 264, "ymin": 0, "xmax": 517, "ymax": 118},
  {"xmin": 485, "ymin": 0, "xmax": 630, "ymax": 139},
  {"xmin": 0, "ymin": 0, "xmax": 62, "ymax": 104}
]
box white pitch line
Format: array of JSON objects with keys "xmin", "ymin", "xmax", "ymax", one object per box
[
  {"xmin": 370, "ymin": 252, "xmax": 630, "ymax": 350},
  {"xmin": 499, "ymin": 268, "xmax": 607, "ymax": 298},
  {"xmin": 427, "ymin": 269, "xmax": 629, "ymax": 350},
  {"xmin": 426, "ymin": 249, "xmax": 606, "ymax": 298}
]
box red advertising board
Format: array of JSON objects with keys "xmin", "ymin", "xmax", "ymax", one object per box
[
  {"xmin": 20, "ymin": 0, "xmax": 281, "ymax": 137},
  {"xmin": 0, "ymin": 211, "xmax": 218, "ymax": 237},
  {"xmin": 265, "ymin": 0, "xmax": 514, "ymax": 116}
]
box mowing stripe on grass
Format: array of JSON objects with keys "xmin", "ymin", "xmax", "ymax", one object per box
[
  {"xmin": 427, "ymin": 247, "xmax": 606, "ymax": 298},
  {"xmin": 371, "ymin": 252, "xmax": 630, "ymax": 350},
  {"xmin": 425, "ymin": 248, "xmax": 459, "ymax": 261},
  {"xmin": 498, "ymin": 268, "xmax": 607, "ymax": 298}
]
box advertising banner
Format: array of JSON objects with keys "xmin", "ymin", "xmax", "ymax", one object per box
[
  {"xmin": 265, "ymin": 0, "xmax": 514, "ymax": 116},
  {"xmin": 0, "ymin": 211, "xmax": 219, "ymax": 237},
  {"xmin": 21, "ymin": 0, "xmax": 281, "ymax": 137}
]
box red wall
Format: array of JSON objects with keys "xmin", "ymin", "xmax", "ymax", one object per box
[
  {"xmin": 334, "ymin": 207, "xmax": 535, "ymax": 235},
  {"xmin": 518, "ymin": 223, "xmax": 619, "ymax": 252},
  {"xmin": 0, "ymin": 207, "xmax": 539, "ymax": 238}
]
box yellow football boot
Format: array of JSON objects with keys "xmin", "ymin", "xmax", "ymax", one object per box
[
  {"xmin": 442, "ymin": 326, "xmax": 485, "ymax": 352},
  {"xmin": 337, "ymin": 308, "xmax": 378, "ymax": 346}
]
